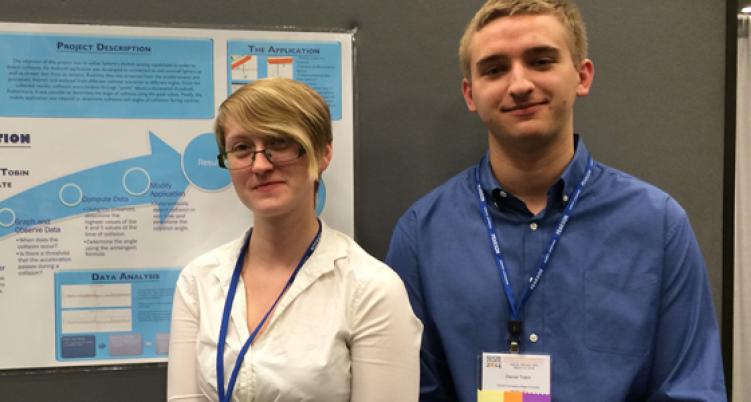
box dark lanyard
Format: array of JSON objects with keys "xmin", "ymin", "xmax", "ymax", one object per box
[
  {"xmin": 474, "ymin": 156, "xmax": 593, "ymax": 352},
  {"xmin": 216, "ymin": 220, "xmax": 322, "ymax": 402}
]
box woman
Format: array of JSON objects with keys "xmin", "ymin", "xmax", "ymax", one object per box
[{"xmin": 167, "ymin": 77, "xmax": 422, "ymax": 402}]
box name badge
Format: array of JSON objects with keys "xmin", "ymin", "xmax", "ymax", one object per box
[{"xmin": 477, "ymin": 353, "xmax": 551, "ymax": 402}]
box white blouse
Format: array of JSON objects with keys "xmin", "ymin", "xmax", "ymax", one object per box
[{"xmin": 167, "ymin": 223, "xmax": 423, "ymax": 402}]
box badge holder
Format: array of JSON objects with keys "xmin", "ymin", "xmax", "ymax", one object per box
[
  {"xmin": 507, "ymin": 320, "xmax": 522, "ymax": 354},
  {"xmin": 476, "ymin": 349, "xmax": 552, "ymax": 402}
]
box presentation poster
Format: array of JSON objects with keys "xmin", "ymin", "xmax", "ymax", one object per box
[{"xmin": 0, "ymin": 22, "xmax": 354, "ymax": 370}]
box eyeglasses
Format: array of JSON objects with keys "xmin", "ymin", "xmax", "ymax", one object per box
[{"xmin": 218, "ymin": 137, "xmax": 305, "ymax": 170}]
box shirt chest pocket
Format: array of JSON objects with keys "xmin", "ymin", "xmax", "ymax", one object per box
[{"xmin": 583, "ymin": 271, "xmax": 659, "ymax": 356}]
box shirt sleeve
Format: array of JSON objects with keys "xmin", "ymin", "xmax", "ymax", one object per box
[
  {"xmin": 385, "ymin": 211, "xmax": 458, "ymax": 402},
  {"xmin": 349, "ymin": 261, "xmax": 423, "ymax": 402},
  {"xmin": 167, "ymin": 270, "xmax": 209, "ymax": 402},
  {"xmin": 646, "ymin": 198, "xmax": 727, "ymax": 401}
]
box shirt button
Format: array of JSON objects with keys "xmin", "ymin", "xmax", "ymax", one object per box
[
  {"xmin": 529, "ymin": 222, "xmax": 538, "ymax": 231},
  {"xmin": 529, "ymin": 333, "xmax": 539, "ymax": 343},
  {"xmin": 562, "ymin": 194, "xmax": 569, "ymax": 203}
]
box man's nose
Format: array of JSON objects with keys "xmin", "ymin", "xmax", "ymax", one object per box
[{"xmin": 508, "ymin": 64, "xmax": 534, "ymax": 98}]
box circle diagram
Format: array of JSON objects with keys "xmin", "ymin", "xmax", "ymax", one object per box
[
  {"xmin": 122, "ymin": 167, "xmax": 151, "ymax": 196},
  {"xmin": 59, "ymin": 183, "xmax": 83, "ymax": 207},
  {"xmin": 0, "ymin": 208, "xmax": 15, "ymax": 227},
  {"xmin": 182, "ymin": 133, "xmax": 231, "ymax": 191},
  {"xmin": 316, "ymin": 178, "xmax": 327, "ymax": 216}
]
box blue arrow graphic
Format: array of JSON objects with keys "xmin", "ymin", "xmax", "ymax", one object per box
[{"xmin": 0, "ymin": 132, "xmax": 189, "ymax": 238}]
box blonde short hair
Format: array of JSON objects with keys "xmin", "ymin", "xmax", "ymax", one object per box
[
  {"xmin": 459, "ymin": 0, "xmax": 588, "ymax": 80},
  {"xmin": 215, "ymin": 78, "xmax": 332, "ymax": 179}
]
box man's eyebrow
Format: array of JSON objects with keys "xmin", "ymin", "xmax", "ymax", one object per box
[
  {"xmin": 475, "ymin": 54, "xmax": 507, "ymax": 68},
  {"xmin": 524, "ymin": 45, "xmax": 561, "ymax": 56},
  {"xmin": 475, "ymin": 46, "xmax": 561, "ymax": 68}
]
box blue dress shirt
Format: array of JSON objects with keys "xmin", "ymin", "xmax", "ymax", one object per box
[{"xmin": 386, "ymin": 136, "xmax": 726, "ymax": 402}]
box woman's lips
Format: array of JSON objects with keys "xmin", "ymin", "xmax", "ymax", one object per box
[{"xmin": 253, "ymin": 181, "xmax": 284, "ymax": 191}]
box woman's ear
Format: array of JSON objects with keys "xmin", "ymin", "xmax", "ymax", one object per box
[{"xmin": 318, "ymin": 143, "xmax": 333, "ymax": 173}]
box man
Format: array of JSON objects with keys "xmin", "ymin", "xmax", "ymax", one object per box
[{"xmin": 385, "ymin": 0, "xmax": 727, "ymax": 401}]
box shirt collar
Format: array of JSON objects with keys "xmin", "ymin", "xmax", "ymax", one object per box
[
  {"xmin": 558, "ymin": 134, "xmax": 591, "ymax": 199},
  {"xmin": 211, "ymin": 220, "xmax": 344, "ymax": 286},
  {"xmin": 209, "ymin": 220, "xmax": 345, "ymax": 341},
  {"xmin": 478, "ymin": 134, "xmax": 592, "ymax": 209},
  {"xmin": 212, "ymin": 230, "xmax": 249, "ymax": 286}
]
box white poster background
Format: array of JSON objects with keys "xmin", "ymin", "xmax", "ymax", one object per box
[{"xmin": 0, "ymin": 22, "xmax": 354, "ymax": 369}]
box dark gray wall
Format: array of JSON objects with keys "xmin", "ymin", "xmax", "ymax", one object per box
[{"xmin": 0, "ymin": 1, "xmax": 728, "ymax": 401}]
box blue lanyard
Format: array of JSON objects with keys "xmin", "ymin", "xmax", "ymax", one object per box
[
  {"xmin": 216, "ymin": 220, "xmax": 322, "ymax": 402},
  {"xmin": 474, "ymin": 156, "xmax": 593, "ymax": 351}
]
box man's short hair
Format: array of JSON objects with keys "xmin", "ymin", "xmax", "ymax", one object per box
[
  {"xmin": 459, "ymin": 0, "xmax": 588, "ymax": 80},
  {"xmin": 214, "ymin": 78, "xmax": 332, "ymax": 179}
]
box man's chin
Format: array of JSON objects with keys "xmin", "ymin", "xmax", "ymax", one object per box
[
  {"xmin": 489, "ymin": 128, "xmax": 570, "ymax": 151},
  {"xmin": 491, "ymin": 127, "xmax": 554, "ymax": 143}
]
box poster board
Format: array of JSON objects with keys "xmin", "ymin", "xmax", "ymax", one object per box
[{"xmin": 0, "ymin": 22, "xmax": 354, "ymax": 370}]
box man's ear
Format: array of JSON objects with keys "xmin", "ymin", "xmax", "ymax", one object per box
[
  {"xmin": 462, "ymin": 79, "xmax": 478, "ymax": 112},
  {"xmin": 576, "ymin": 58, "xmax": 595, "ymax": 97}
]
